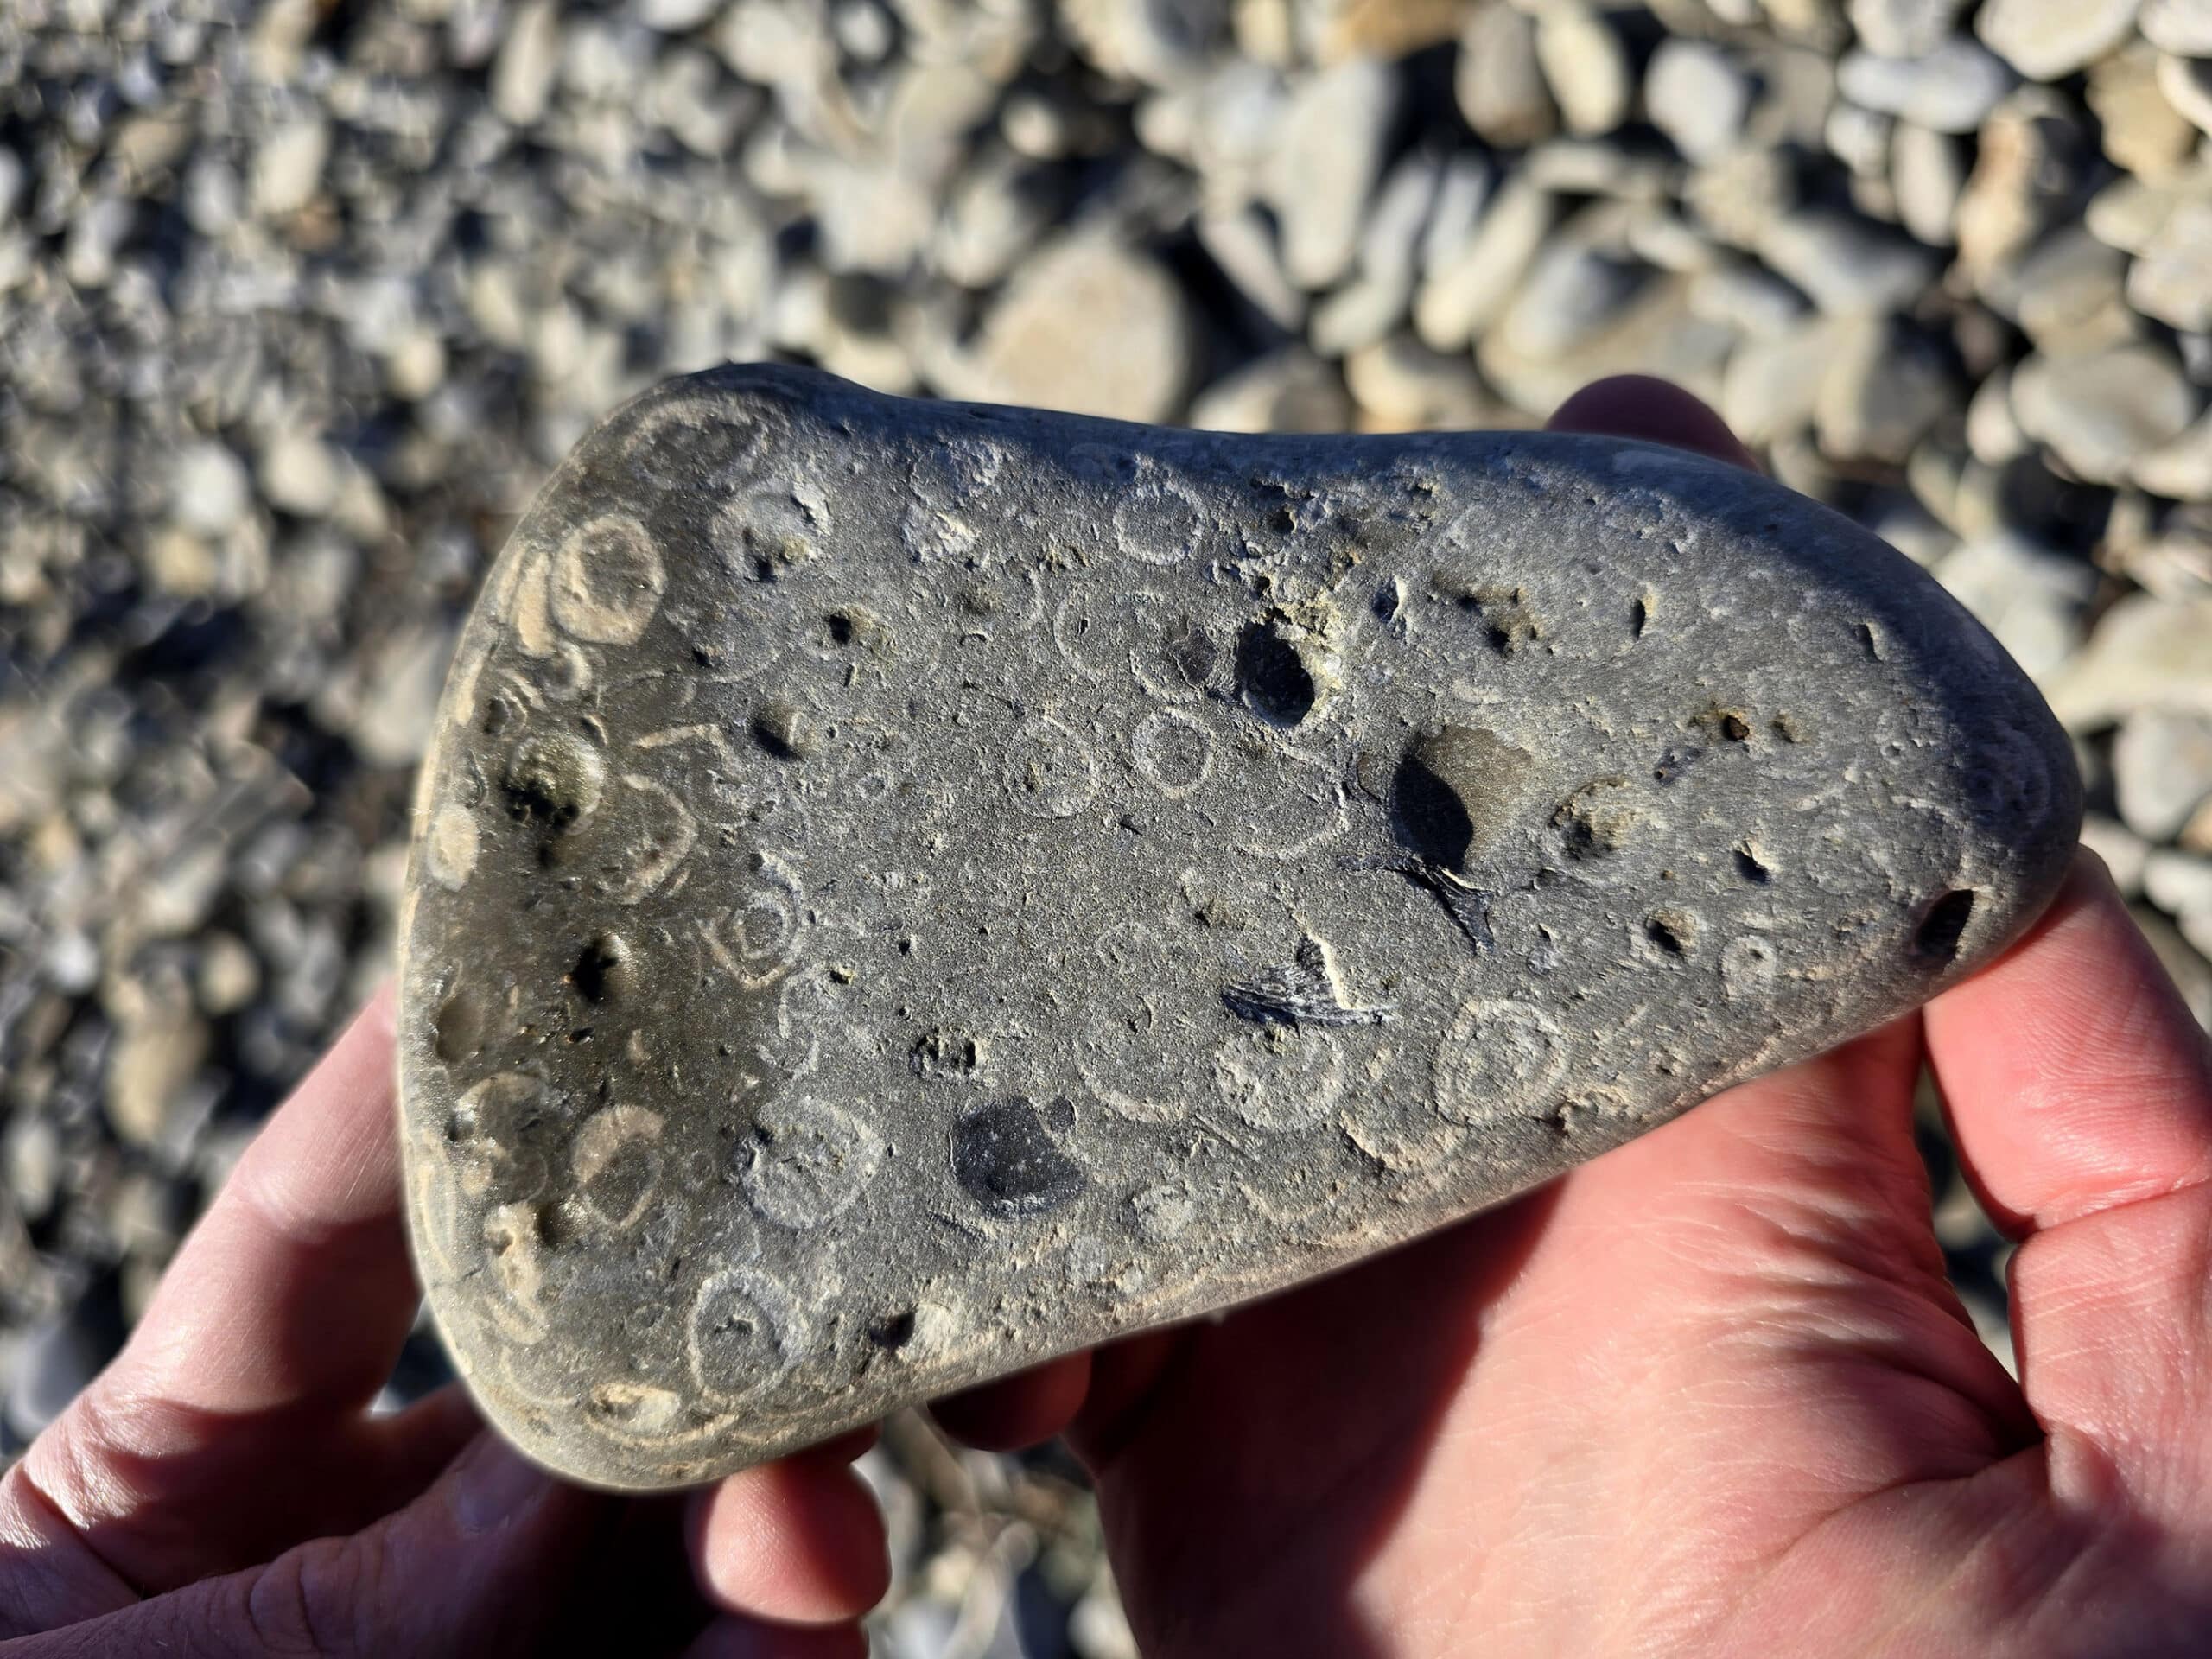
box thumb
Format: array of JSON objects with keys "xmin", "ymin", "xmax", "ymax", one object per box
[{"xmin": 12, "ymin": 1434, "xmax": 602, "ymax": 1657}]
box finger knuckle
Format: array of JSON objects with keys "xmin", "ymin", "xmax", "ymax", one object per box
[{"xmin": 240, "ymin": 1533, "xmax": 391, "ymax": 1659}]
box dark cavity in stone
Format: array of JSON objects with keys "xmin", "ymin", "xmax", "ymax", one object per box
[
  {"xmin": 1389, "ymin": 724, "xmax": 1532, "ymax": 873},
  {"xmin": 951, "ymin": 1096, "xmax": 1086, "ymax": 1217},
  {"xmin": 1913, "ymin": 889, "xmax": 1976, "ymax": 965},
  {"xmin": 1234, "ymin": 620, "xmax": 1315, "ymax": 726},
  {"xmin": 868, "ymin": 1308, "xmax": 917, "ymax": 1351},
  {"xmin": 570, "ymin": 933, "xmax": 632, "ymax": 1002},
  {"xmin": 434, "ymin": 988, "xmax": 484, "ymax": 1064}
]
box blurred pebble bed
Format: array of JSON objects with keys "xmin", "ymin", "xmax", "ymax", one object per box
[{"xmin": 5, "ymin": 0, "xmax": 2212, "ymax": 1652}]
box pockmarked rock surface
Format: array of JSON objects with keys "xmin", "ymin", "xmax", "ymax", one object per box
[{"xmin": 398, "ymin": 365, "xmax": 2081, "ymax": 1491}]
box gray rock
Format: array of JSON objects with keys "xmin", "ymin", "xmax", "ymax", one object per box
[
  {"xmin": 2081, "ymin": 813, "xmax": 2152, "ymax": 896},
  {"xmin": 1343, "ymin": 335, "xmax": 1505, "ymax": 430},
  {"xmin": 1755, "ymin": 210, "xmax": 1941, "ymax": 316},
  {"xmin": 2115, "ymin": 711, "xmax": 2212, "ymax": 841},
  {"xmin": 1188, "ymin": 349, "xmax": 1351, "ymax": 434},
  {"xmin": 1956, "ymin": 89, "xmax": 2094, "ymax": 288},
  {"xmin": 2145, "ymin": 846, "xmax": 2212, "ymax": 921},
  {"xmin": 1847, "ymin": 0, "xmax": 1967, "ymax": 57},
  {"xmin": 2048, "ymin": 594, "xmax": 2212, "ymax": 728},
  {"xmin": 2012, "ymin": 345, "xmax": 2202, "ymax": 486},
  {"xmin": 2157, "ymin": 53, "xmax": 2212, "ymax": 140},
  {"xmin": 1934, "ymin": 532, "xmax": 2098, "ymax": 683},
  {"xmin": 5, "ymin": 1285, "xmax": 124, "ymax": 1442},
  {"xmin": 398, "ymin": 364, "xmax": 2080, "ymax": 1489},
  {"xmin": 1999, "ymin": 229, "xmax": 2134, "ymax": 356},
  {"xmin": 1197, "ymin": 208, "xmax": 1306, "ymax": 332},
  {"xmin": 2145, "ymin": 0, "xmax": 2212, "ymax": 54},
  {"xmin": 2132, "ymin": 410, "xmax": 2212, "ymax": 502},
  {"xmin": 1455, "ymin": 2, "xmax": 1557, "ymax": 149},
  {"xmin": 1535, "ymin": 1, "xmax": 1631, "ymax": 138},
  {"xmin": 1264, "ymin": 59, "xmax": 1398, "ymax": 292},
  {"xmin": 966, "ymin": 235, "xmax": 1192, "ymax": 423},
  {"xmin": 2088, "ymin": 41, "xmax": 2199, "ymax": 181},
  {"xmin": 1720, "ymin": 319, "xmax": 1834, "ymax": 446},
  {"xmin": 2128, "ymin": 199, "xmax": 2212, "ymax": 333},
  {"xmin": 1491, "ymin": 224, "xmax": 1655, "ymax": 362},
  {"xmin": 1647, "ymin": 41, "xmax": 1755, "ymax": 164},
  {"xmin": 640, "ymin": 0, "xmax": 724, "ymax": 31},
  {"xmin": 1976, "ymin": 0, "xmax": 2144, "ymax": 80},
  {"xmin": 1310, "ymin": 156, "xmax": 1445, "ymax": 357},
  {"xmin": 1413, "ymin": 176, "xmax": 1554, "ymax": 350},
  {"xmin": 1966, "ymin": 364, "xmax": 2031, "ymax": 465},
  {"xmin": 1835, "ymin": 40, "xmax": 2015, "ymax": 135},
  {"xmin": 2087, "ymin": 168, "xmax": 2209, "ymax": 255},
  {"xmin": 492, "ymin": 0, "xmax": 563, "ymax": 126},
  {"xmin": 170, "ymin": 441, "xmax": 251, "ymax": 536},
  {"xmin": 249, "ymin": 113, "xmax": 329, "ymax": 219},
  {"xmin": 1825, "ymin": 101, "xmax": 1895, "ymax": 182},
  {"xmin": 1815, "ymin": 317, "xmax": 1955, "ymax": 463},
  {"xmin": 1689, "ymin": 260, "xmax": 1813, "ymax": 339}
]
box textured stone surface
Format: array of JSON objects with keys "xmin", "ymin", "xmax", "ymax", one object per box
[{"xmin": 399, "ymin": 364, "xmax": 2080, "ymax": 1490}]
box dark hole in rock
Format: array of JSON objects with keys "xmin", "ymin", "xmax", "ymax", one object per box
[
  {"xmin": 750, "ymin": 699, "xmax": 810, "ymax": 760},
  {"xmin": 1646, "ymin": 916, "xmax": 1688, "ymax": 956},
  {"xmin": 570, "ymin": 933, "xmax": 632, "ymax": 1002},
  {"xmin": 1393, "ymin": 747, "xmax": 1475, "ymax": 872},
  {"xmin": 869, "ymin": 1308, "xmax": 917, "ymax": 1350},
  {"xmin": 951, "ymin": 1096, "xmax": 1085, "ymax": 1217},
  {"xmin": 1235, "ymin": 621, "xmax": 1316, "ymax": 726},
  {"xmin": 1720, "ymin": 713, "xmax": 1751, "ymax": 742},
  {"xmin": 823, "ymin": 612, "xmax": 855, "ymax": 645},
  {"xmin": 1733, "ymin": 845, "xmax": 1773, "ymax": 885},
  {"xmin": 1390, "ymin": 725, "xmax": 1535, "ymax": 874},
  {"xmin": 434, "ymin": 988, "xmax": 484, "ymax": 1064},
  {"xmin": 1914, "ymin": 889, "xmax": 1976, "ymax": 964}
]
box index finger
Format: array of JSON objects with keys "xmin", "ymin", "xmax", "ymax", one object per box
[
  {"xmin": 0, "ymin": 988, "xmax": 450, "ymax": 1619},
  {"xmin": 1925, "ymin": 849, "xmax": 2212, "ymax": 1238}
]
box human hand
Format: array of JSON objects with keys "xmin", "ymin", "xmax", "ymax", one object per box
[
  {"xmin": 0, "ymin": 987, "xmax": 885, "ymax": 1658},
  {"xmin": 905, "ymin": 378, "xmax": 2212, "ymax": 1656}
]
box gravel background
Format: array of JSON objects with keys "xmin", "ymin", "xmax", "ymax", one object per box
[{"xmin": 4, "ymin": 1, "xmax": 2212, "ymax": 1652}]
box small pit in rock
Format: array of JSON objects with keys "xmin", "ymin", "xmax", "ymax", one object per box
[
  {"xmin": 570, "ymin": 932, "xmax": 634, "ymax": 1002},
  {"xmin": 1234, "ymin": 620, "xmax": 1317, "ymax": 727},
  {"xmin": 869, "ymin": 1308, "xmax": 917, "ymax": 1351},
  {"xmin": 1391, "ymin": 725, "xmax": 1536, "ymax": 874},
  {"xmin": 1646, "ymin": 912, "xmax": 1696, "ymax": 957},
  {"xmin": 1913, "ymin": 889, "xmax": 1976, "ymax": 965}
]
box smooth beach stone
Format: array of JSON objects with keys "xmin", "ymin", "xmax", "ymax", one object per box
[{"xmin": 397, "ymin": 364, "xmax": 2080, "ymax": 1491}]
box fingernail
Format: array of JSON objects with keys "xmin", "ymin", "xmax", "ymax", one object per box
[{"xmin": 451, "ymin": 1434, "xmax": 554, "ymax": 1533}]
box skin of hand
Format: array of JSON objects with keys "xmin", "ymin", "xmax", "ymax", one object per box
[{"xmin": 3, "ymin": 378, "xmax": 2208, "ymax": 1657}]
